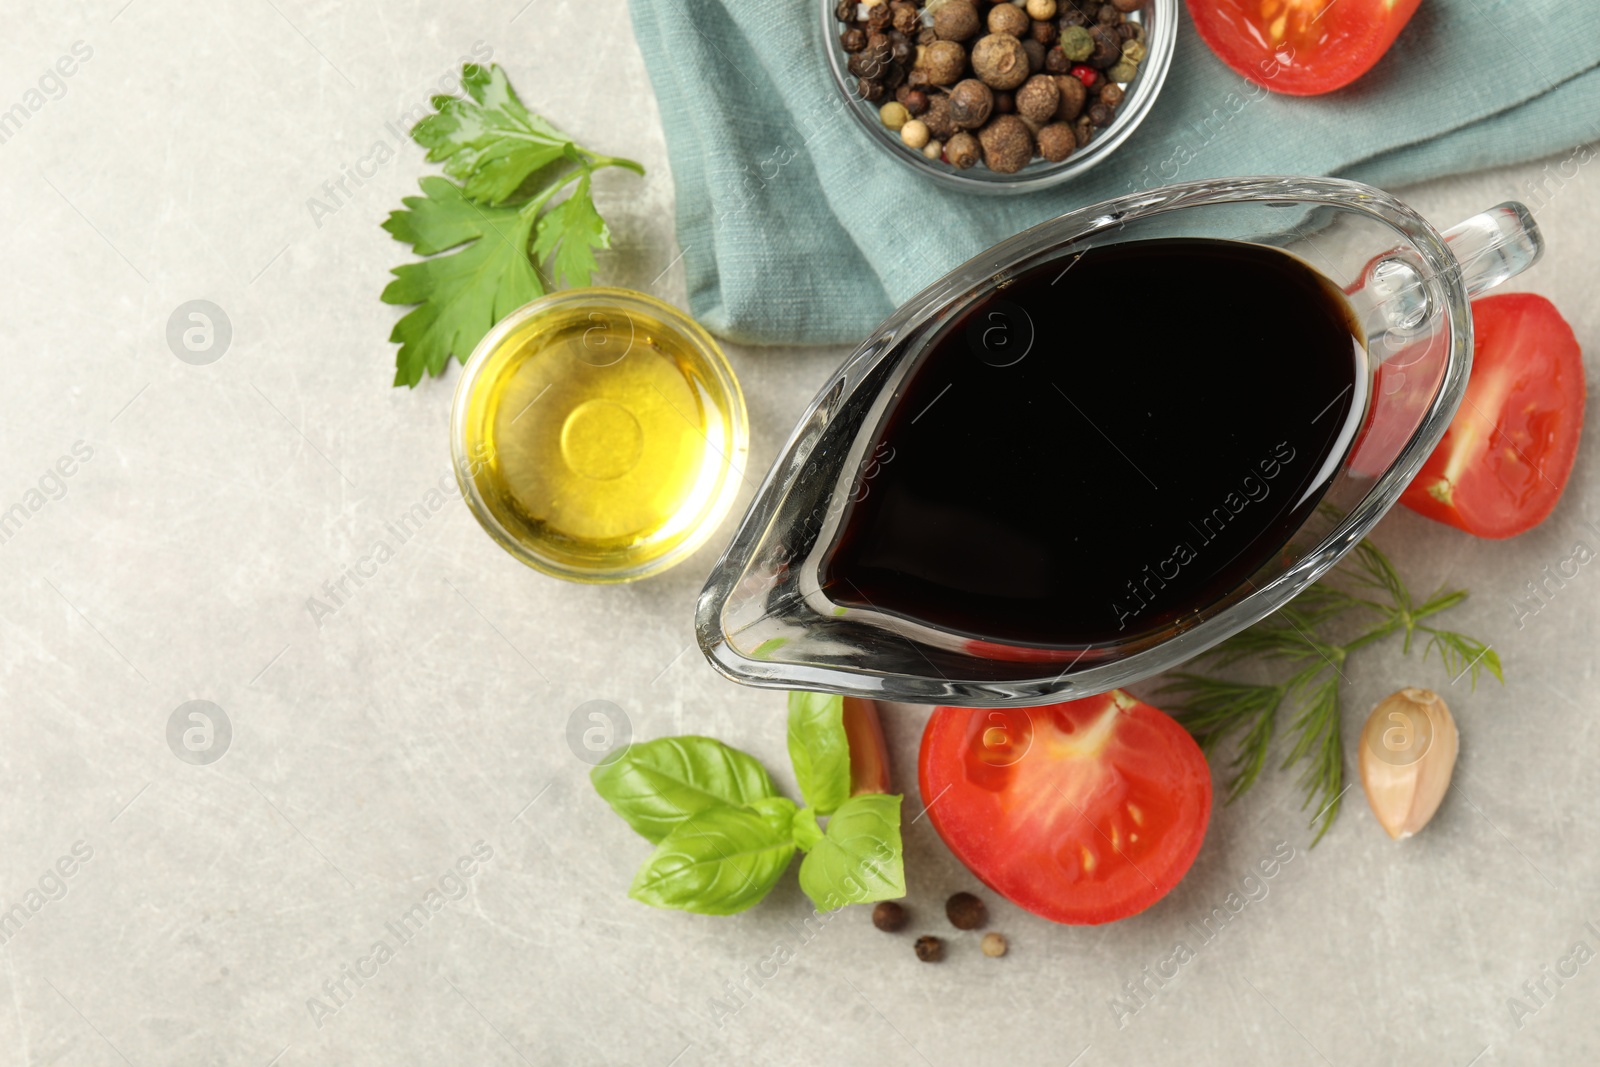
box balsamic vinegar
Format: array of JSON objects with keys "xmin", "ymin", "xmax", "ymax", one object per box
[{"xmin": 821, "ymin": 238, "xmax": 1365, "ymax": 647}]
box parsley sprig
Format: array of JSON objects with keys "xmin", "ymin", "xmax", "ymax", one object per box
[
  {"xmin": 381, "ymin": 64, "xmax": 643, "ymax": 387},
  {"xmin": 1162, "ymin": 539, "xmax": 1501, "ymax": 843}
]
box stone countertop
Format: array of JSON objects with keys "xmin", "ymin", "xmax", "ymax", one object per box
[{"xmin": 1, "ymin": 2, "xmax": 1597, "ymax": 1064}]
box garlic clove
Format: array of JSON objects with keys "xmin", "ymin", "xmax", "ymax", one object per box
[{"xmin": 1358, "ymin": 687, "xmax": 1459, "ymax": 840}]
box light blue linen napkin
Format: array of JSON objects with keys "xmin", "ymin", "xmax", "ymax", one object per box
[{"xmin": 628, "ymin": 0, "xmax": 1600, "ymax": 345}]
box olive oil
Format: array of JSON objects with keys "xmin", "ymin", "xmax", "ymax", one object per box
[
  {"xmin": 455, "ymin": 291, "xmax": 747, "ymax": 582},
  {"xmin": 821, "ymin": 238, "xmax": 1365, "ymax": 646}
]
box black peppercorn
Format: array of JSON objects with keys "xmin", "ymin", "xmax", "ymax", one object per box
[
  {"xmin": 1031, "ymin": 19, "xmax": 1059, "ymax": 45},
  {"xmin": 914, "ymin": 935, "xmax": 945, "ymax": 962},
  {"xmin": 1097, "ymin": 3, "xmax": 1120, "ymax": 25},
  {"xmin": 841, "ymin": 27, "xmax": 868, "ymax": 52},
  {"xmin": 896, "ymin": 84, "xmax": 930, "ymax": 114},
  {"xmin": 1022, "ymin": 37, "xmax": 1047, "ymax": 73},
  {"xmin": 890, "ymin": 34, "xmax": 915, "ymax": 63},
  {"xmin": 1088, "ymin": 24, "xmax": 1121, "ymax": 68},
  {"xmin": 1116, "ymin": 21, "xmax": 1136, "ymax": 39},
  {"xmin": 864, "ymin": 32, "xmax": 893, "ymax": 75},
  {"xmin": 883, "ymin": 61, "xmax": 907, "ymax": 90},
  {"xmin": 1044, "ymin": 45, "xmax": 1070, "ymax": 74},
  {"xmin": 1088, "ymin": 100, "xmax": 1116, "ymax": 126},
  {"xmin": 946, "ymin": 892, "xmax": 987, "ymax": 930},
  {"xmin": 858, "ymin": 76, "xmax": 887, "ymax": 102},
  {"xmin": 918, "ymin": 25, "xmax": 939, "ymax": 45},
  {"xmin": 1059, "ymin": 8, "xmax": 1089, "ymax": 28},
  {"xmin": 835, "ymin": 0, "xmax": 856, "ymax": 23},
  {"xmin": 1099, "ymin": 81, "xmax": 1125, "ymax": 106},
  {"xmin": 873, "ymin": 901, "xmax": 909, "ymax": 932},
  {"xmin": 867, "ymin": 3, "xmax": 893, "ymax": 32},
  {"xmin": 890, "ymin": 0, "xmax": 921, "ymax": 34}
]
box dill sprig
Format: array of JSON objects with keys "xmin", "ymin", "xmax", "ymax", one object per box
[{"xmin": 1161, "ymin": 539, "xmax": 1502, "ymax": 843}]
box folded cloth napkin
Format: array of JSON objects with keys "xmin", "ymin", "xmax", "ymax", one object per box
[{"xmin": 628, "ymin": 0, "xmax": 1600, "ymax": 346}]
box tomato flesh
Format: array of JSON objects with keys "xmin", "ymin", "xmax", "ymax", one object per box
[
  {"xmin": 918, "ymin": 691, "xmax": 1211, "ymax": 925},
  {"xmin": 1401, "ymin": 294, "xmax": 1586, "ymax": 539},
  {"xmin": 1186, "ymin": 0, "xmax": 1422, "ymax": 95}
]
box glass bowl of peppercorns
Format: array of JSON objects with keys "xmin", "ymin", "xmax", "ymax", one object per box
[{"xmin": 822, "ymin": 0, "xmax": 1175, "ymax": 191}]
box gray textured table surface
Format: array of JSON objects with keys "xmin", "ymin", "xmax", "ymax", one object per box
[{"xmin": 2, "ymin": 2, "xmax": 1598, "ymax": 1065}]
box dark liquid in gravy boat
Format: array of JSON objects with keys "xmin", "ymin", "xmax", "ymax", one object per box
[{"xmin": 821, "ymin": 238, "xmax": 1365, "ymax": 648}]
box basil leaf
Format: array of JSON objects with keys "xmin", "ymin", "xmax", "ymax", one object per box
[
  {"xmin": 797, "ymin": 794, "xmax": 905, "ymax": 912},
  {"xmin": 591, "ymin": 736, "xmax": 777, "ymax": 843},
  {"xmin": 787, "ymin": 691, "xmax": 852, "ymax": 815},
  {"xmin": 791, "ymin": 807, "xmax": 823, "ymax": 853},
  {"xmin": 749, "ymin": 795, "xmax": 798, "ymax": 842},
  {"xmin": 629, "ymin": 806, "xmax": 795, "ymax": 915}
]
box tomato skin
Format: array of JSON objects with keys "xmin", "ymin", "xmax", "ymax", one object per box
[
  {"xmin": 1186, "ymin": 0, "xmax": 1422, "ymax": 96},
  {"xmin": 1401, "ymin": 294, "xmax": 1586, "ymax": 539},
  {"xmin": 918, "ymin": 691, "xmax": 1212, "ymax": 925}
]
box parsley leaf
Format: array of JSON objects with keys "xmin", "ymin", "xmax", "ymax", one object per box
[
  {"xmin": 531, "ymin": 172, "xmax": 609, "ymax": 290},
  {"xmin": 380, "ymin": 178, "xmax": 542, "ymax": 387},
  {"xmin": 410, "ymin": 63, "xmax": 579, "ymax": 206},
  {"xmin": 380, "ymin": 64, "xmax": 643, "ymax": 387}
]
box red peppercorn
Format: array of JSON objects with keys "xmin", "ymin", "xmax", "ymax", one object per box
[{"xmin": 1070, "ymin": 64, "xmax": 1099, "ymax": 87}]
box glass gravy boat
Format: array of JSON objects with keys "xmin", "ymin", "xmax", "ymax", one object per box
[{"xmin": 696, "ymin": 177, "xmax": 1543, "ymax": 707}]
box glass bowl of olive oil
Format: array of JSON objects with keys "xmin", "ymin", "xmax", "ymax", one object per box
[{"xmin": 450, "ymin": 288, "xmax": 749, "ymax": 583}]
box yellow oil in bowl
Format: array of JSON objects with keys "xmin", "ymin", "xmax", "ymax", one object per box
[{"xmin": 451, "ymin": 289, "xmax": 748, "ymax": 582}]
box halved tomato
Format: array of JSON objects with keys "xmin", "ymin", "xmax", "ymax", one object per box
[
  {"xmin": 1186, "ymin": 0, "xmax": 1423, "ymax": 96},
  {"xmin": 918, "ymin": 691, "xmax": 1211, "ymax": 925},
  {"xmin": 1401, "ymin": 293, "xmax": 1586, "ymax": 539}
]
